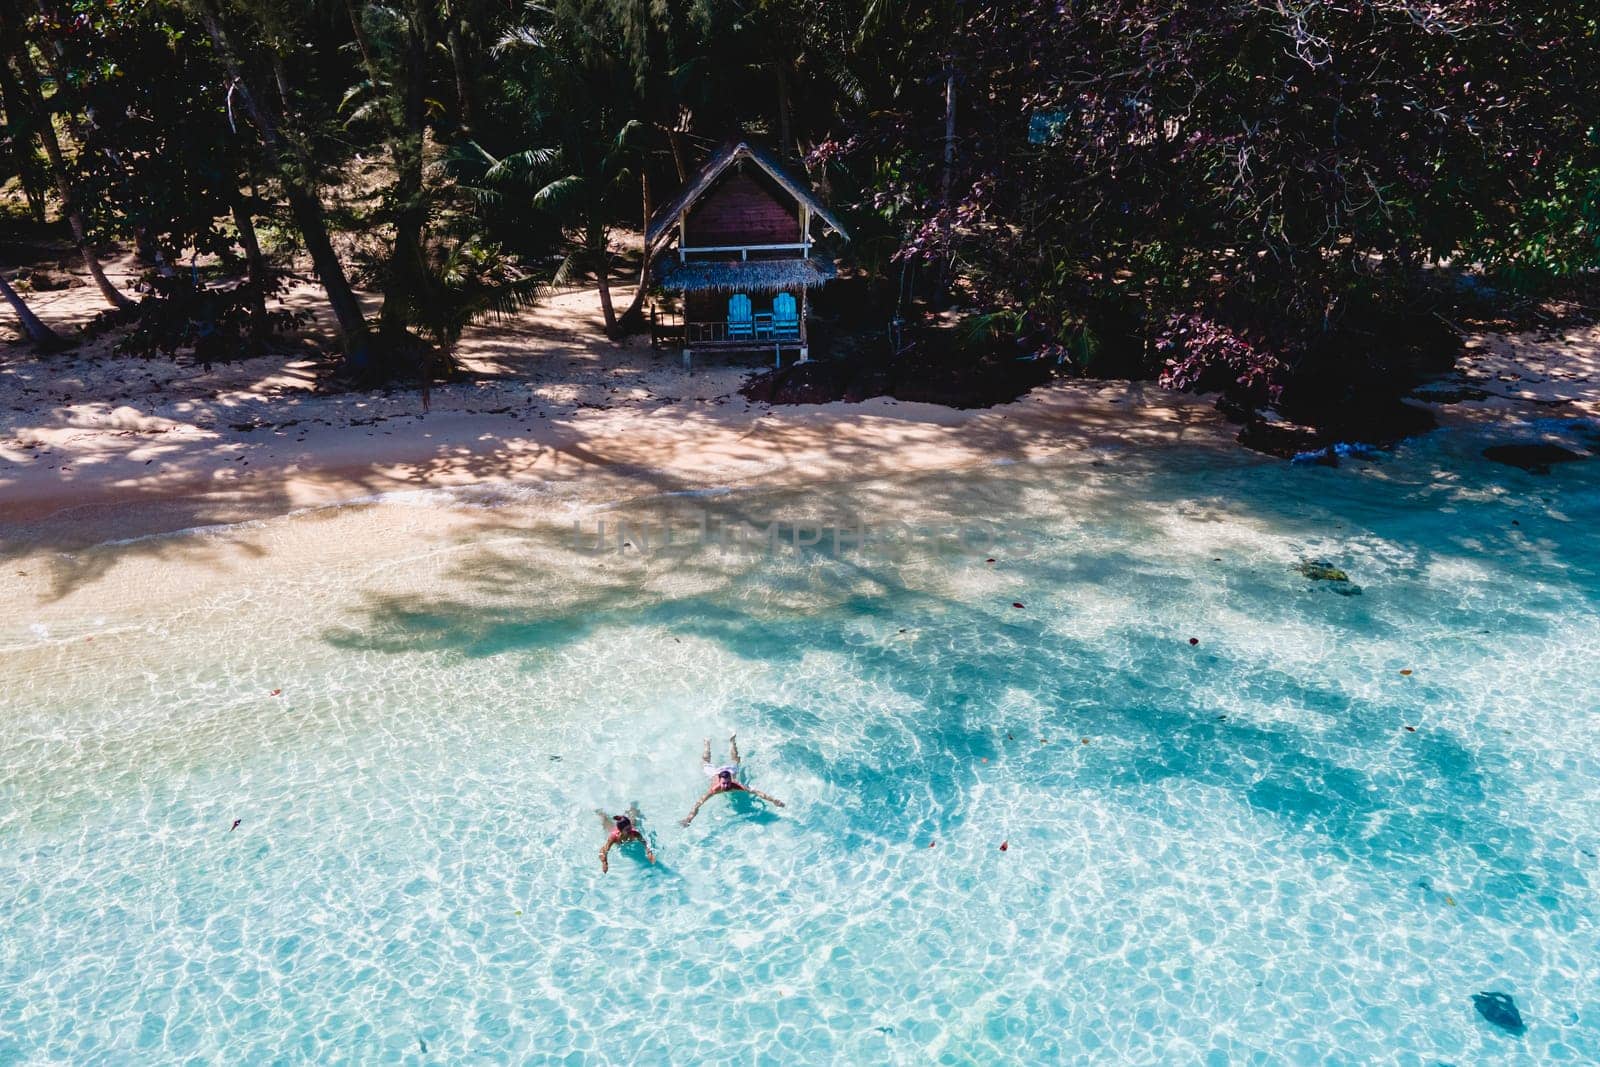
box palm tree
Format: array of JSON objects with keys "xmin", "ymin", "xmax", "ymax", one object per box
[
  {"xmin": 0, "ymin": 273, "xmax": 69, "ymax": 349},
  {"xmin": 490, "ymin": 5, "xmax": 647, "ymax": 338}
]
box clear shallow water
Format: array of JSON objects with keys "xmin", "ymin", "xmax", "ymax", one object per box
[{"xmin": 3, "ymin": 422, "xmax": 1600, "ymax": 1064}]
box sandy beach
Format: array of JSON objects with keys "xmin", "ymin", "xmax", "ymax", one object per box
[{"xmin": 3, "ymin": 271, "xmax": 1597, "ymax": 552}]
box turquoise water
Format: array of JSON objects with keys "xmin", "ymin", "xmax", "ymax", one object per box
[{"xmin": 3, "ymin": 422, "xmax": 1600, "ymax": 1063}]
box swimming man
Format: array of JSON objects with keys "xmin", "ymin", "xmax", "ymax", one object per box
[
  {"xmin": 597, "ymin": 805, "xmax": 655, "ymax": 873},
  {"xmin": 681, "ymin": 734, "xmax": 785, "ymax": 826}
]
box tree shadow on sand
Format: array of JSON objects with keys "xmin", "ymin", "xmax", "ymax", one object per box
[{"xmin": 317, "ymin": 448, "xmax": 1599, "ymax": 925}]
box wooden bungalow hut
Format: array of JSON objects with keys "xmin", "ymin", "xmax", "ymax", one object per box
[{"xmin": 646, "ymin": 139, "xmax": 849, "ymax": 369}]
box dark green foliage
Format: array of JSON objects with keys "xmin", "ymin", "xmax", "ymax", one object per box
[
  {"xmin": 1, "ymin": 0, "xmax": 1596, "ymax": 412},
  {"xmin": 112, "ymin": 274, "xmax": 307, "ymax": 363}
]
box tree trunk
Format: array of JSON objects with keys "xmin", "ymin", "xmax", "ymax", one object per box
[
  {"xmin": 937, "ymin": 62, "xmax": 957, "ymax": 304},
  {"xmin": 618, "ymin": 170, "xmax": 653, "ymax": 328},
  {"xmin": 343, "ymin": 0, "xmax": 376, "ymax": 72},
  {"xmin": 0, "ymin": 60, "xmax": 48, "ymax": 221},
  {"xmin": 941, "ymin": 65, "xmax": 956, "ymax": 210},
  {"xmin": 0, "ymin": 273, "xmax": 68, "ymax": 349},
  {"xmin": 446, "ymin": 17, "xmax": 474, "ymax": 130},
  {"xmin": 377, "ymin": 0, "xmax": 430, "ymax": 375},
  {"xmin": 230, "ymin": 186, "xmax": 270, "ymax": 350},
  {"xmin": 5, "ymin": 51, "xmax": 133, "ymax": 310},
  {"xmin": 591, "ymin": 223, "xmax": 618, "ymax": 337},
  {"xmin": 195, "ymin": 0, "xmax": 372, "ymax": 367},
  {"xmin": 668, "ymin": 125, "xmax": 688, "ymax": 183},
  {"xmin": 775, "ymin": 61, "xmax": 793, "ymax": 161}
]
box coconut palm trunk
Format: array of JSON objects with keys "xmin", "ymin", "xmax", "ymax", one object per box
[
  {"xmin": 618, "ymin": 170, "xmax": 653, "ymax": 328},
  {"xmin": 193, "ymin": 0, "xmax": 372, "ymax": 369},
  {"xmin": 230, "ymin": 186, "xmax": 270, "ymax": 350},
  {"xmin": 377, "ymin": 1, "xmax": 430, "ymax": 366},
  {"xmin": 0, "ymin": 274, "xmax": 68, "ymax": 349},
  {"xmin": 3, "ymin": 50, "xmax": 133, "ymax": 311}
]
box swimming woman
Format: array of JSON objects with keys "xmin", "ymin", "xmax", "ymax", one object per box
[
  {"xmin": 597, "ymin": 804, "xmax": 655, "ymax": 873},
  {"xmin": 680, "ymin": 734, "xmax": 785, "ymax": 826}
]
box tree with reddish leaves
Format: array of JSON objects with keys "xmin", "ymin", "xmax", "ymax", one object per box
[{"xmin": 827, "ymin": 1, "xmax": 1600, "ymax": 422}]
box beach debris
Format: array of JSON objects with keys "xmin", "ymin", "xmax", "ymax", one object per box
[
  {"xmin": 1081, "ymin": 738, "xmax": 1089, "ymax": 744},
  {"xmin": 1189, "ymin": 637, "xmax": 1199, "ymax": 646},
  {"xmin": 986, "ymin": 558, "xmax": 996, "ymax": 563},
  {"xmin": 229, "ymin": 819, "xmax": 241, "ymax": 832},
  {"xmin": 270, "ymin": 688, "xmax": 282, "ymax": 696},
  {"xmin": 927, "ymin": 840, "xmax": 936, "ymax": 849},
  {"xmin": 1445, "ymin": 895, "xmax": 1456, "ymax": 907},
  {"xmin": 999, "ymin": 841, "xmax": 1008, "ymax": 852},
  {"xmin": 1404, "ymin": 726, "xmax": 1417, "ymax": 732},
  {"xmin": 1399, "ymin": 669, "xmax": 1413, "ymax": 676},
  {"xmin": 1012, "ymin": 602, "xmax": 1024, "ymax": 609},
  {"xmin": 1472, "ymin": 991, "xmax": 1527, "ymax": 1036}
]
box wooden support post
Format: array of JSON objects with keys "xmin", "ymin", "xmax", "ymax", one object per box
[{"xmin": 799, "ymin": 288, "xmax": 809, "ymax": 362}]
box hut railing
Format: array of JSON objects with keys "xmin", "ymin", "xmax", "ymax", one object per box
[
  {"xmin": 678, "ymin": 242, "xmax": 812, "ymax": 262},
  {"xmin": 685, "ymin": 318, "xmax": 801, "ymax": 344}
]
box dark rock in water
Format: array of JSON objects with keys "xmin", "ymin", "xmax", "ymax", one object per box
[
  {"xmin": 1238, "ymin": 419, "xmax": 1322, "ymax": 460},
  {"xmin": 1299, "ymin": 559, "xmax": 1350, "ymax": 583},
  {"xmin": 1483, "ymin": 443, "xmax": 1586, "ymax": 474},
  {"xmin": 741, "ymin": 360, "xmax": 850, "ymax": 406},
  {"xmin": 1299, "ymin": 559, "xmax": 1362, "ymax": 595},
  {"xmin": 1472, "ymin": 991, "xmax": 1526, "ymax": 1036}
]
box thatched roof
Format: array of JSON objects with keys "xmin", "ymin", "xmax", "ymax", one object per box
[
  {"xmin": 653, "ymin": 256, "xmax": 836, "ymax": 293},
  {"xmin": 645, "ymin": 139, "xmax": 850, "ymax": 252}
]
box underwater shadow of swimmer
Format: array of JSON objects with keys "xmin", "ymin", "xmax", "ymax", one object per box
[{"xmin": 693, "ymin": 794, "xmax": 785, "ymax": 845}]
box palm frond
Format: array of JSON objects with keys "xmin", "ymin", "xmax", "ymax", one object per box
[
  {"xmin": 484, "ymin": 146, "xmax": 562, "ymax": 186},
  {"xmin": 530, "ymin": 174, "xmax": 586, "ymax": 216}
]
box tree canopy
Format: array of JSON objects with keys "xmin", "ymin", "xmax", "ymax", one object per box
[{"xmin": 1, "ymin": 1, "xmax": 1596, "ymax": 416}]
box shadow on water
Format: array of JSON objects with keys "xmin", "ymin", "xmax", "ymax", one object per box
[{"xmin": 317, "ymin": 442, "xmax": 1600, "ymax": 918}]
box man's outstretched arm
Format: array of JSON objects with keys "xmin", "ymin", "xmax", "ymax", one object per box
[
  {"xmin": 741, "ymin": 785, "xmax": 785, "ymax": 808},
  {"xmin": 680, "ymin": 788, "xmax": 717, "ymax": 826}
]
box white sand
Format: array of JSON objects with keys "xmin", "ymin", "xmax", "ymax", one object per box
[{"xmin": 3, "ymin": 268, "xmax": 1595, "ymax": 549}]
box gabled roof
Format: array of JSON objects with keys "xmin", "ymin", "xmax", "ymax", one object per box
[{"xmin": 644, "ymin": 139, "xmax": 850, "ymax": 252}]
